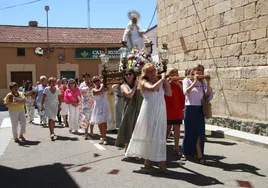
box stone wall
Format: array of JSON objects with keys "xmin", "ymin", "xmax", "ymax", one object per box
[{"xmin": 158, "ymin": 0, "xmax": 268, "ymax": 132}]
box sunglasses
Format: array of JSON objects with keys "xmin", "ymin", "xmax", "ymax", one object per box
[
  {"xmin": 125, "ymin": 73, "xmax": 133, "ymax": 76},
  {"xmin": 69, "ymin": 82, "xmax": 75, "ymax": 85}
]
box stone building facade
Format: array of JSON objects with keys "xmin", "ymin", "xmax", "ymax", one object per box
[{"xmin": 158, "ymin": 0, "xmax": 268, "ymax": 135}]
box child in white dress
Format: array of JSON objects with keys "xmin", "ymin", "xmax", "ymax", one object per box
[
  {"xmin": 41, "ymin": 77, "xmax": 61, "ymax": 141},
  {"xmin": 125, "ymin": 63, "xmax": 172, "ymax": 174},
  {"xmin": 90, "ymin": 76, "xmax": 111, "ymax": 145}
]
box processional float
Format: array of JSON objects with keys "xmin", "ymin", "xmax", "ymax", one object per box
[{"xmin": 100, "ymin": 10, "xmax": 209, "ymax": 87}]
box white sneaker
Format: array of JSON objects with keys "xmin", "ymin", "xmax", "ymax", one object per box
[{"xmin": 100, "ymin": 137, "xmax": 104, "ymax": 144}]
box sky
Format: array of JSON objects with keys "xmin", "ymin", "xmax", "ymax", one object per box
[{"xmin": 0, "ymin": 0, "xmax": 157, "ymax": 30}]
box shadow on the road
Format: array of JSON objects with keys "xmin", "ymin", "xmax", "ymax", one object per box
[
  {"xmin": 0, "ymin": 163, "xmax": 80, "ymax": 188},
  {"xmin": 166, "ymin": 145, "xmax": 182, "ymax": 162},
  {"xmin": 107, "ymin": 130, "xmax": 118, "ymax": 135},
  {"xmin": 106, "ymin": 136, "xmax": 116, "ymax": 146},
  {"xmin": 204, "ymin": 154, "xmax": 266, "ymax": 177},
  {"xmin": 63, "ymin": 154, "xmax": 123, "ymax": 170},
  {"xmin": 205, "ymin": 140, "xmax": 237, "ymax": 146},
  {"xmin": 122, "ymin": 157, "xmax": 145, "ymax": 165},
  {"xmin": 18, "ymin": 140, "xmax": 41, "ymax": 147},
  {"xmin": 133, "ymin": 165, "xmax": 224, "ymax": 186},
  {"xmin": 56, "ymin": 136, "xmax": 79, "ymax": 141}
]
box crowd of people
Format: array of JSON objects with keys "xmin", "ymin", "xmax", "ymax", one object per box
[{"xmin": 3, "ymin": 63, "xmax": 212, "ymax": 174}]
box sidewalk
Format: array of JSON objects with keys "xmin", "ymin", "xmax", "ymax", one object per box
[{"xmin": 205, "ymin": 124, "xmax": 268, "ymax": 149}]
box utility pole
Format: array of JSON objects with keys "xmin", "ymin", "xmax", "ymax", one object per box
[
  {"xmin": 87, "ymin": 0, "xmax": 91, "ymax": 28},
  {"xmin": 45, "ymin": 5, "xmax": 50, "ymax": 61},
  {"xmin": 45, "ymin": 6, "xmax": 49, "ymax": 44}
]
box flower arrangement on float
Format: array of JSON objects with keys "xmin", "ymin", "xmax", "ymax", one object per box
[{"xmin": 118, "ymin": 48, "xmax": 161, "ymax": 72}]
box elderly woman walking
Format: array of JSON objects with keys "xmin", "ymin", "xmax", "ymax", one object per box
[
  {"xmin": 4, "ymin": 82, "xmax": 27, "ymax": 143},
  {"xmin": 35, "ymin": 75, "xmax": 48, "ymax": 126},
  {"xmin": 64, "ymin": 79, "xmax": 81, "ymax": 134},
  {"xmin": 41, "ymin": 77, "xmax": 61, "ymax": 141}
]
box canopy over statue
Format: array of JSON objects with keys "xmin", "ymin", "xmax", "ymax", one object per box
[{"xmin": 123, "ymin": 10, "xmax": 146, "ymax": 52}]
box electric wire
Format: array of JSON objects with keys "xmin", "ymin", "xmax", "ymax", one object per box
[
  {"xmin": 0, "ymin": 0, "xmax": 41, "ymax": 11},
  {"xmin": 147, "ymin": 6, "xmax": 157, "ymax": 31}
]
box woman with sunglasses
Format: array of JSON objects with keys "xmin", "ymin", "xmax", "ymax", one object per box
[
  {"xmin": 64, "ymin": 79, "xmax": 81, "ymax": 134},
  {"xmin": 115, "ymin": 69, "xmax": 143, "ymax": 153},
  {"xmin": 90, "ymin": 76, "xmax": 111, "ymax": 145}
]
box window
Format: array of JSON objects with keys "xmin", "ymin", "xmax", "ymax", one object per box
[{"xmin": 17, "ymin": 48, "xmax": 25, "ymax": 56}]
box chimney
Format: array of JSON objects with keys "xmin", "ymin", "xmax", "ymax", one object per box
[{"xmin": 29, "ymin": 21, "xmax": 38, "ymax": 27}]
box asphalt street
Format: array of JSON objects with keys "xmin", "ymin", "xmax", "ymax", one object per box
[{"xmin": 0, "ymin": 113, "xmax": 268, "ymax": 188}]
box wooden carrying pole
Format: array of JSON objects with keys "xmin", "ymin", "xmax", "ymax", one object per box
[{"xmin": 104, "ymin": 74, "xmax": 210, "ymax": 85}]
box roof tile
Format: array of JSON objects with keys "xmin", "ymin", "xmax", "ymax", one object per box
[{"xmin": 0, "ymin": 25, "xmax": 125, "ymax": 44}]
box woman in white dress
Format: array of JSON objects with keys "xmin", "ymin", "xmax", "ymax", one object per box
[
  {"xmin": 125, "ymin": 63, "xmax": 172, "ymax": 173},
  {"xmin": 41, "ymin": 77, "xmax": 61, "ymax": 141},
  {"xmin": 90, "ymin": 76, "xmax": 111, "ymax": 145}
]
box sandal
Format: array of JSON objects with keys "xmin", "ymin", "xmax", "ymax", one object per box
[
  {"xmin": 85, "ymin": 134, "xmax": 90, "ymax": 140},
  {"xmin": 159, "ymin": 162, "xmax": 170, "ymax": 175},
  {"xmin": 180, "ymin": 154, "xmax": 187, "ymax": 161},
  {"xmin": 50, "ymin": 134, "xmax": 57, "ymax": 141},
  {"xmin": 14, "ymin": 138, "xmax": 20, "ymax": 143},
  {"xmin": 197, "ymin": 158, "xmax": 208, "ymax": 165},
  {"xmin": 103, "ymin": 139, "xmax": 108, "ymax": 145},
  {"xmin": 144, "ymin": 159, "xmax": 151, "ymax": 169},
  {"xmin": 19, "ymin": 135, "xmax": 26, "ymax": 142}
]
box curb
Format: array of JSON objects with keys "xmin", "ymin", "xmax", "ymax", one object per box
[{"xmin": 205, "ymin": 124, "xmax": 268, "ymax": 149}]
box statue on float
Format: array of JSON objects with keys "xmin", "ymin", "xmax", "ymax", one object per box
[
  {"xmin": 123, "ymin": 10, "xmax": 146, "ymax": 51},
  {"xmin": 118, "ymin": 10, "xmax": 160, "ymax": 72}
]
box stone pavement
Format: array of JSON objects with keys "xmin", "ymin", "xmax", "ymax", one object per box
[{"xmin": 0, "ymin": 119, "xmax": 268, "ymax": 188}]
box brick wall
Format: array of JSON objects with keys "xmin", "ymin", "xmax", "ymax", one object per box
[{"xmin": 158, "ymin": 0, "xmax": 268, "ymax": 123}]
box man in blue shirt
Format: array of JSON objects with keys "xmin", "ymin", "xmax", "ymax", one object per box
[{"xmin": 34, "ymin": 76, "xmax": 48, "ymax": 126}]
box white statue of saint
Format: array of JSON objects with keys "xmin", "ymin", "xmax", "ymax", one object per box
[{"xmin": 123, "ymin": 10, "xmax": 146, "ymax": 52}]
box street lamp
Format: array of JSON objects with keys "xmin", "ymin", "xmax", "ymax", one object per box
[
  {"xmin": 120, "ymin": 41, "xmax": 128, "ymax": 70},
  {"xmin": 100, "ymin": 52, "xmax": 110, "ymax": 67},
  {"xmin": 100, "ymin": 52, "xmax": 110, "ymax": 88},
  {"xmin": 159, "ymin": 43, "xmax": 170, "ymax": 73}
]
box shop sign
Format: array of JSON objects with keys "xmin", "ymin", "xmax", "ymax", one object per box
[{"xmin": 76, "ymin": 48, "xmax": 120, "ymax": 59}]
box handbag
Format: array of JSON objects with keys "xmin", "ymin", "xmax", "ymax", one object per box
[{"xmin": 202, "ymin": 82, "xmax": 212, "ymax": 119}]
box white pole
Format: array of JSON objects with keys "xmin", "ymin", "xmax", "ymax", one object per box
[{"xmin": 87, "ymin": 0, "xmax": 90, "ymax": 28}]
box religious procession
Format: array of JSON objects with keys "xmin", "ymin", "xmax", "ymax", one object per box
[{"xmin": 3, "ymin": 10, "xmax": 212, "ymax": 175}]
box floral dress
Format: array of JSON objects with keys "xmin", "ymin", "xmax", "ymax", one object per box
[
  {"xmin": 24, "ymin": 90, "xmax": 35, "ymax": 122},
  {"xmin": 80, "ymin": 85, "xmax": 95, "ymax": 128}
]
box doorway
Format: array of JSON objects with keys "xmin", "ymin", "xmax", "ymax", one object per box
[
  {"xmin": 11, "ymin": 71, "xmax": 32, "ymax": 87},
  {"xmin": 60, "ymin": 71, "xmax": 75, "ymax": 79}
]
